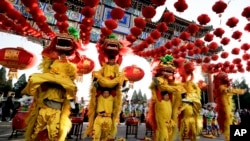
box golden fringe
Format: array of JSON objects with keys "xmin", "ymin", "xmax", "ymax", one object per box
[
  {"xmin": 110, "ymin": 87, "xmax": 122, "ymax": 137},
  {"xmin": 24, "ymin": 100, "xmax": 39, "ymax": 141},
  {"xmin": 83, "ymin": 85, "xmax": 97, "ymax": 138},
  {"xmin": 38, "ymin": 57, "xmax": 54, "ymax": 73},
  {"xmin": 58, "ymin": 100, "xmax": 72, "ymax": 141}
]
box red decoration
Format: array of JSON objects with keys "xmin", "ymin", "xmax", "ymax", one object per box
[
  {"xmin": 174, "ymin": 0, "xmax": 188, "ymax": 13},
  {"xmin": 126, "ymin": 117, "xmax": 139, "ymax": 125},
  {"xmin": 150, "ymin": 30, "xmax": 161, "ymax": 40},
  {"xmin": 130, "ymin": 27, "xmax": 142, "ymax": 37},
  {"xmin": 114, "ymin": 0, "xmax": 132, "ymax": 9},
  {"xmin": 211, "ymin": 54, "xmax": 219, "ymax": 61},
  {"xmin": 203, "ymin": 56, "xmax": 211, "ymax": 63},
  {"xmin": 142, "ymin": 6, "xmax": 156, "ymax": 20},
  {"xmin": 231, "ymin": 30, "xmax": 242, "ymax": 40},
  {"xmin": 81, "ymin": 6, "xmax": 96, "ymax": 18},
  {"xmin": 220, "ymin": 52, "xmax": 229, "ymax": 59},
  {"xmin": 83, "ymin": 0, "xmax": 100, "ymax": 7},
  {"xmin": 110, "ymin": 8, "xmax": 124, "ymax": 20},
  {"xmin": 226, "ymin": 17, "xmax": 239, "ymax": 28},
  {"xmin": 209, "ymin": 42, "xmax": 218, "ymax": 50},
  {"xmin": 194, "ymin": 39, "xmax": 204, "ymax": 47},
  {"xmin": 212, "ymin": 0, "xmax": 227, "ymax": 16},
  {"xmin": 231, "ymin": 48, "xmax": 240, "ymax": 55},
  {"xmin": 197, "ymin": 14, "xmax": 210, "ymax": 25},
  {"xmin": 213, "ymin": 27, "xmax": 225, "ymax": 38},
  {"xmin": 204, "ymin": 33, "xmax": 214, "ymax": 42},
  {"xmin": 241, "ymin": 6, "xmax": 250, "ymax": 21},
  {"xmin": 244, "ymin": 23, "xmax": 250, "ymax": 32},
  {"xmin": 105, "ymin": 19, "xmax": 118, "ymax": 30},
  {"xmin": 123, "ymin": 65, "xmax": 145, "ymax": 82},
  {"xmin": 76, "ymin": 56, "xmax": 95, "ymax": 75},
  {"xmin": 151, "ymin": 0, "xmax": 166, "ymax": 6},
  {"xmin": 240, "ymin": 43, "xmax": 250, "ymax": 52},
  {"xmin": 179, "ymin": 31, "xmax": 190, "ymax": 40},
  {"xmin": 156, "ymin": 22, "xmax": 168, "ymax": 32},
  {"xmin": 163, "ymin": 11, "xmax": 175, "ymax": 24},
  {"xmin": 220, "ymin": 37, "xmax": 230, "ymax": 45},
  {"xmin": 187, "ymin": 23, "xmax": 200, "ymax": 36},
  {"xmin": 171, "ymin": 38, "xmax": 181, "ymax": 46},
  {"xmin": 134, "ymin": 17, "xmax": 146, "ymax": 29}
]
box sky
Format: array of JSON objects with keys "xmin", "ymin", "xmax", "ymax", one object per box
[{"xmin": 0, "ymin": 0, "xmax": 250, "ymax": 100}]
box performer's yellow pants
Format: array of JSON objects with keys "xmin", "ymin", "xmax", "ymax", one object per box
[
  {"xmin": 31, "ymin": 106, "xmax": 61, "ymax": 141},
  {"xmin": 93, "ymin": 115, "xmax": 112, "ymax": 141},
  {"xmin": 180, "ymin": 117, "xmax": 196, "ymax": 141},
  {"xmin": 155, "ymin": 120, "xmax": 173, "ymax": 141}
]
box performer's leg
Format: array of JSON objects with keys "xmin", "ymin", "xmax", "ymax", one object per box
[
  {"xmin": 47, "ymin": 109, "xmax": 61, "ymax": 141},
  {"xmin": 31, "ymin": 109, "xmax": 47, "ymax": 140},
  {"xmin": 190, "ymin": 119, "xmax": 197, "ymax": 141},
  {"xmin": 93, "ymin": 116, "xmax": 102, "ymax": 141},
  {"xmin": 101, "ymin": 117, "xmax": 112, "ymax": 141}
]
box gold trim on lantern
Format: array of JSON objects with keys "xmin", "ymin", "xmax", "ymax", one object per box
[
  {"xmin": 8, "ymin": 68, "xmax": 18, "ymax": 80},
  {"xmin": 4, "ymin": 49, "xmax": 20, "ymax": 60}
]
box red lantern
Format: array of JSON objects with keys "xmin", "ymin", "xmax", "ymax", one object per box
[
  {"xmin": 241, "ymin": 6, "xmax": 250, "ymax": 21},
  {"xmin": 174, "ymin": 0, "xmax": 188, "ymax": 13},
  {"xmin": 212, "ymin": 0, "xmax": 227, "ymax": 17},
  {"xmin": 76, "ymin": 56, "xmax": 95, "ymax": 75},
  {"xmin": 123, "ymin": 65, "xmax": 144, "ymax": 82},
  {"xmin": 163, "ymin": 12, "xmax": 175, "ymax": 24},
  {"xmin": 226, "ymin": 17, "xmax": 239, "ymax": 28},
  {"xmin": 197, "ymin": 14, "xmax": 210, "ymax": 25},
  {"xmin": 0, "ymin": 47, "xmax": 36, "ymax": 79},
  {"xmin": 213, "ymin": 27, "xmax": 225, "ymax": 38}
]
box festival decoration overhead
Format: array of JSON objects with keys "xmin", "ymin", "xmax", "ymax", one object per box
[
  {"xmin": 0, "ymin": 0, "xmax": 249, "ymax": 75},
  {"xmin": 0, "ymin": 47, "xmax": 36, "ymax": 79}
]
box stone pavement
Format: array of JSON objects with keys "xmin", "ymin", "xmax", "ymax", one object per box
[{"xmin": 0, "ymin": 121, "xmax": 224, "ymax": 141}]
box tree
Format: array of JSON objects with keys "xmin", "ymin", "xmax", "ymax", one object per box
[
  {"xmin": 0, "ymin": 67, "xmax": 13, "ymax": 96},
  {"xmin": 137, "ymin": 89, "xmax": 143, "ymax": 101},
  {"xmin": 232, "ymin": 78, "xmax": 250, "ymax": 109},
  {"xmin": 143, "ymin": 93, "xmax": 147, "ymax": 102},
  {"xmin": 131, "ymin": 90, "xmax": 138, "ymax": 103},
  {"xmin": 13, "ymin": 73, "xmax": 27, "ymax": 98}
]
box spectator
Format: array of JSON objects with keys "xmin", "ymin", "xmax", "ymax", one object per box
[{"xmin": 240, "ymin": 108, "xmax": 250, "ymax": 125}]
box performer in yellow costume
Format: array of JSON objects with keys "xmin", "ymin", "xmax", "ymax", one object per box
[
  {"xmin": 213, "ymin": 73, "xmax": 245, "ymax": 141},
  {"xmin": 177, "ymin": 60, "xmax": 202, "ymax": 141},
  {"xmin": 22, "ymin": 27, "xmax": 83, "ymax": 141},
  {"xmin": 84, "ymin": 35, "xmax": 126, "ymax": 140},
  {"xmin": 147, "ymin": 55, "xmax": 186, "ymax": 141}
]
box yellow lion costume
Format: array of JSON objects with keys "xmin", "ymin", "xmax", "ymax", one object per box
[
  {"xmin": 213, "ymin": 73, "xmax": 245, "ymax": 141},
  {"xmin": 22, "ymin": 27, "xmax": 83, "ymax": 141},
  {"xmin": 147, "ymin": 55, "xmax": 186, "ymax": 141},
  {"xmin": 84, "ymin": 34, "xmax": 127, "ymax": 140}
]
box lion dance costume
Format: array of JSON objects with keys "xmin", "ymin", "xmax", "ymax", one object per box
[
  {"xmin": 84, "ymin": 34, "xmax": 128, "ymax": 140},
  {"xmin": 22, "ymin": 27, "xmax": 84, "ymax": 141},
  {"xmin": 176, "ymin": 59, "xmax": 202, "ymax": 141},
  {"xmin": 213, "ymin": 72, "xmax": 245, "ymax": 141},
  {"xmin": 147, "ymin": 55, "xmax": 186, "ymax": 141}
]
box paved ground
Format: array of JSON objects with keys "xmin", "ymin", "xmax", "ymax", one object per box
[{"xmin": 0, "ymin": 121, "xmax": 224, "ymax": 141}]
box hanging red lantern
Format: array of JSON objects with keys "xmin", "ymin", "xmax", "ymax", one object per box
[
  {"xmin": 156, "ymin": 22, "xmax": 168, "ymax": 32},
  {"xmin": 194, "ymin": 39, "xmax": 204, "ymax": 47},
  {"xmin": 83, "ymin": 0, "xmax": 100, "ymax": 8},
  {"xmin": 244, "ymin": 23, "xmax": 250, "ymax": 32},
  {"xmin": 220, "ymin": 37, "xmax": 230, "ymax": 45},
  {"xmin": 151, "ymin": 0, "xmax": 166, "ymax": 6},
  {"xmin": 171, "ymin": 38, "xmax": 181, "ymax": 46},
  {"xmin": 110, "ymin": 8, "xmax": 125, "ymax": 20},
  {"xmin": 226, "ymin": 17, "xmax": 239, "ymax": 28},
  {"xmin": 163, "ymin": 11, "xmax": 175, "ymax": 24},
  {"xmin": 114, "ymin": 0, "xmax": 132, "ymax": 9},
  {"xmin": 134, "ymin": 17, "xmax": 146, "ymax": 29},
  {"xmin": 231, "ymin": 30, "xmax": 242, "ymax": 41},
  {"xmin": 241, "ymin": 6, "xmax": 250, "ymax": 21},
  {"xmin": 220, "ymin": 51, "xmax": 229, "ymax": 59},
  {"xmin": 212, "ymin": 0, "xmax": 227, "ymax": 17},
  {"xmin": 231, "ymin": 48, "xmax": 240, "ymax": 55},
  {"xmin": 211, "ymin": 54, "xmax": 219, "ymax": 61},
  {"xmin": 208, "ymin": 42, "xmax": 218, "ymax": 50},
  {"xmin": 179, "ymin": 31, "xmax": 190, "ymax": 41},
  {"xmin": 123, "ymin": 65, "xmax": 145, "ymax": 82},
  {"xmin": 240, "ymin": 43, "xmax": 250, "ymax": 52},
  {"xmin": 76, "ymin": 56, "xmax": 95, "ymax": 75},
  {"xmin": 142, "ymin": 6, "xmax": 156, "ymax": 21},
  {"xmin": 187, "ymin": 23, "xmax": 200, "ymax": 36},
  {"xmin": 213, "ymin": 27, "xmax": 225, "ymax": 38},
  {"xmin": 197, "ymin": 14, "xmax": 210, "ymax": 25},
  {"xmin": 174, "ymin": 0, "xmax": 188, "ymax": 13},
  {"xmin": 204, "ymin": 33, "xmax": 214, "ymax": 42},
  {"xmin": 0, "ymin": 47, "xmax": 36, "ymax": 79},
  {"xmin": 130, "ymin": 27, "xmax": 142, "ymax": 37},
  {"xmin": 203, "ymin": 56, "xmax": 211, "ymax": 63}
]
